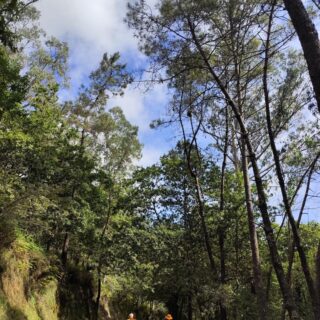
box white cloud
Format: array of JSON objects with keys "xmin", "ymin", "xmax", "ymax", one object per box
[
  {"xmin": 35, "ymin": 0, "xmax": 169, "ymax": 166},
  {"xmin": 36, "ymin": 0, "xmax": 146, "ymax": 83},
  {"xmin": 109, "ymin": 85, "xmax": 149, "ymax": 131},
  {"xmin": 36, "ymin": 0, "xmax": 137, "ymax": 53},
  {"xmin": 109, "ymin": 81, "xmax": 168, "ymax": 131}
]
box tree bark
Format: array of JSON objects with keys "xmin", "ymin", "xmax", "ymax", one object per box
[
  {"xmin": 230, "ymin": 17, "xmax": 268, "ymax": 316},
  {"xmin": 94, "ymin": 265, "xmax": 102, "ymax": 320},
  {"xmin": 283, "ymin": 0, "xmax": 320, "ymax": 113},
  {"xmin": 178, "ymin": 103, "xmax": 217, "ymax": 276},
  {"xmin": 287, "ymin": 154, "xmax": 319, "ymax": 285},
  {"xmin": 218, "ymin": 228, "xmax": 227, "ymax": 320},
  {"xmin": 188, "ymin": 294, "xmax": 193, "ymax": 320},
  {"xmin": 241, "ymin": 141, "xmax": 267, "ymax": 320},
  {"xmin": 94, "ymin": 193, "xmax": 113, "ymax": 320},
  {"xmin": 262, "ymin": 4, "xmax": 320, "ymax": 317},
  {"xmin": 218, "ymin": 105, "xmax": 229, "ymax": 320},
  {"xmin": 61, "ymin": 232, "xmax": 69, "ymax": 268}
]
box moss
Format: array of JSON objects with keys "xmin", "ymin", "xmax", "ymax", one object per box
[
  {"xmin": 6, "ymin": 306, "xmax": 28, "ymax": 320},
  {"xmin": 0, "ymin": 227, "xmax": 116, "ymax": 320},
  {"xmin": 0, "ymin": 291, "xmax": 9, "ymax": 319},
  {"xmin": 35, "ymin": 280, "xmax": 59, "ymax": 320},
  {"xmin": 0, "ymin": 290, "xmax": 27, "ymax": 320},
  {"xmin": 0, "ymin": 228, "xmax": 59, "ymax": 320}
]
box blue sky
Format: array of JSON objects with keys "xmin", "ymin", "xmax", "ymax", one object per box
[
  {"xmin": 35, "ymin": 0, "xmax": 320, "ymax": 222},
  {"xmin": 35, "ymin": 0, "xmax": 177, "ymax": 167}
]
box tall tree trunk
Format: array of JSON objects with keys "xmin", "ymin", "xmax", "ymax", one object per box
[
  {"xmin": 262, "ymin": 4, "xmax": 320, "ymax": 318},
  {"xmin": 266, "ymin": 266, "xmax": 273, "ymax": 302},
  {"xmin": 178, "ymin": 106, "xmax": 217, "ymax": 276},
  {"xmin": 61, "ymin": 232, "xmax": 69, "ymax": 268},
  {"xmin": 187, "ymin": 17, "xmax": 299, "ymax": 318},
  {"xmin": 94, "ymin": 194, "xmax": 113, "ymax": 320},
  {"xmin": 94, "ymin": 264, "xmax": 102, "ymax": 320},
  {"xmin": 183, "ymin": 181, "xmax": 195, "ymax": 320},
  {"xmin": 241, "ymin": 141, "xmax": 267, "ymax": 320},
  {"xmin": 283, "ymin": 0, "xmax": 320, "ymax": 113},
  {"xmin": 231, "ymin": 121, "xmax": 241, "ymax": 170},
  {"xmin": 218, "ymin": 105, "xmax": 229, "ymax": 320},
  {"xmin": 188, "ymin": 294, "xmax": 193, "ymax": 320},
  {"xmin": 231, "ymin": 18, "xmax": 268, "ymax": 316},
  {"xmin": 218, "ymin": 228, "xmax": 227, "ymax": 320},
  {"xmin": 194, "ymin": 174, "xmax": 217, "ymax": 275},
  {"xmin": 235, "ymin": 215, "xmax": 239, "ymax": 279},
  {"xmin": 287, "ymin": 154, "xmax": 320, "ymax": 283}
]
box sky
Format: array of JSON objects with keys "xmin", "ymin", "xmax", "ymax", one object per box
[
  {"xmin": 35, "ymin": 0, "xmax": 177, "ymax": 167},
  {"xmin": 35, "ymin": 0, "xmax": 320, "ymax": 222}
]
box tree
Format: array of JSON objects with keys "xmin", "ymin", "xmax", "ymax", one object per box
[
  {"xmin": 127, "ymin": 0, "xmax": 320, "ymax": 318},
  {"xmin": 283, "ymin": 0, "xmax": 320, "ymax": 113}
]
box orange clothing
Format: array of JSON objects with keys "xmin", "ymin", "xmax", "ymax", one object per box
[{"xmin": 165, "ymin": 314, "xmax": 173, "ymax": 320}]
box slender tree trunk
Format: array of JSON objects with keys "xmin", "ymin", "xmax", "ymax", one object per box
[
  {"xmin": 287, "ymin": 154, "xmax": 320, "ymax": 283},
  {"xmin": 266, "ymin": 266, "xmax": 273, "ymax": 302},
  {"xmin": 178, "ymin": 106, "xmax": 217, "ymax": 276},
  {"xmin": 183, "ymin": 182, "xmax": 195, "ymax": 320},
  {"xmin": 231, "ymin": 121, "xmax": 241, "ymax": 170},
  {"xmin": 94, "ymin": 194, "xmax": 113, "ymax": 320},
  {"xmin": 285, "ymin": 155, "xmax": 320, "ymax": 320},
  {"xmin": 187, "ymin": 17, "xmax": 299, "ymax": 318},
  {"xmin": 262, "ymin": 4, "xmax": 320, "ymax": 317},
  {"xmin": 218, "ymin": 227, "xmax": 227, "ymax": 320},
  {"xmin": 188, "ymin": 294, "xmax": 193, "ymax": 320},
  {"xmin": 218, "ymin": 105, "xmax": 229, "ymax": 320},
  {"xmin": 235, "ymin": 216, "xmax": 239, "ymax": 279},
  {"xmin": 241, "ymin": 97, "xmax": 298, "ymax": 320},
  {"xmin": 241, "ymin": 141, "xmax": 267, "ymax": 320},
  {"xmin": 283, "ymin": 0, "xmax": 320, "ymax": 113},
  {"xmin": 194, "ymin": 174, "xmax": 217, "ymax": 275},
  {"xmin": 94, "ymin": 265, "xmax": 102, "ymax": 320},
  {"xmin": 231, "ymin": 20, "xmax": 268, "ymax": 316},
  {"xmin": 61, "ymin": 232, "xmax": 69, "ymax": 268}
]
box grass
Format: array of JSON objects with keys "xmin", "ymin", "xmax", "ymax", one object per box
[{"xmin": 0, "ymin": 226, "xmax": 59, "ymax": 320}]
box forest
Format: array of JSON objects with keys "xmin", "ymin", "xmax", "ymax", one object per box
[{"xmin": 1, "ymin": 0, "xmax": 320, "ymax": 319}]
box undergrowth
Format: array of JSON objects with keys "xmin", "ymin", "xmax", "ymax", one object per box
[{"xmin": 0, "ymin": 223, "xmax": 59, "ymax": 320}]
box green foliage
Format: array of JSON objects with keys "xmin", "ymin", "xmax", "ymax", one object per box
[
  {"xmin": 0, "ymin": 224, "xmax": 59, "ymax": 320},
  {"xmin": 1, "ymin": 1, "xmax": 320, "ymax": 319}
]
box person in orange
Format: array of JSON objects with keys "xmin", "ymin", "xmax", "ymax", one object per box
[
  {"xmin": 165, "ymin": 314, "xmax": 173, "ymax": 320},
  {"xmin": 128, "ymin": 313, "xmax": 136, "ymax": 320}
]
